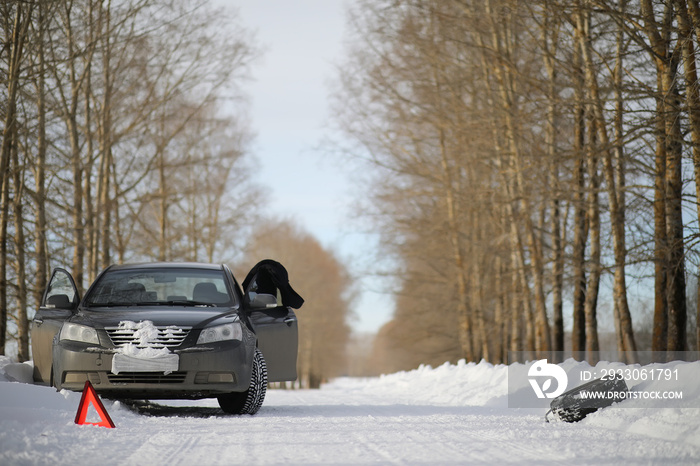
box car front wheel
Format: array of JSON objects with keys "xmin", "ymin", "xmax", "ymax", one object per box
[{"xmin": 218, "ymin": 348, "xmax": 267, "ymax": 415}]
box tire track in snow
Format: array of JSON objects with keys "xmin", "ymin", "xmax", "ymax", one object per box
[
  {"xmin": 71, "ymin": 384, "xmax": 700, "ymax": 465},
  {"xmin": 348, "ymin": 415, "xmax": 402, "ymax": 464},
  {"xmin": 121, "ymin": 430, "xmax": 203, "ymax": 465}
]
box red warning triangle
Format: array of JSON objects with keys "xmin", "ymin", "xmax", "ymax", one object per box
[{"xmin": 74, "ymin": 380, "xmax": 115, "ymax": 428}]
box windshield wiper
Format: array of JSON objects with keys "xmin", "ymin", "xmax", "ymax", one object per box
[
  {"xmin": 86, "ymin": 302, "xmax": 135, "ymax": 308},
  {"xmin": 152, "ymin": 300, "xmax": 217, "ymax": 307}
]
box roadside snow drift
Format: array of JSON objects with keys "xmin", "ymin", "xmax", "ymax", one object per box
[{"xmin": 1, "ymin": 356, "xmax": 699, "ymax": 465}]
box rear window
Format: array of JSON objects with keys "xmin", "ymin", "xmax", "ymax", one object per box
[{"xmin": 84, "ymin": 268, "xmax": 235, "ymax": 307}]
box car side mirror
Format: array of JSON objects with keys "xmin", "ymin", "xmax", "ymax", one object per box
[
  {"xmin": 46, "ymin": 294, "xmax": 76, "ymax": 310},
  {"xmin": 249, "ymin": 293, "xmax": 278, "ymax": 310}
]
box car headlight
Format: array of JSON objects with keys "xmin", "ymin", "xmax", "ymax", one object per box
[
  {"xmin": 60, "ymin": 323, "xmax": 99, "ymax": 345},
  {"xmin": 197, "ymin": 323, "xmax": 242, "ymax": 344}
]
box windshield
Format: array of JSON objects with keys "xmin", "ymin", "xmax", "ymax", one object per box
[{"xmin": 84, "ymin": 268, "xmax": 235, "ymax": 308}]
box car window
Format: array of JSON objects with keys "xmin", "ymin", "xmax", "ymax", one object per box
[
  {"xmin": 84, "ymin": 268, "xmax": 235, "ymax": 307},
  {"xmin": 45, "ymin": 269, "xmax": 78, "ymax": 307}
]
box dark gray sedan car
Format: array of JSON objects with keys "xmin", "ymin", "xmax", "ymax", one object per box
[{"xmin": 30, "ymin": 261, "xmax": 303, "ymax": 414}]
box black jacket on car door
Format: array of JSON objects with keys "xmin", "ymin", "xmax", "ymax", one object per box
[{"xmin": 242, "ymin": 260, "xmax": 303, "ymax": 382}]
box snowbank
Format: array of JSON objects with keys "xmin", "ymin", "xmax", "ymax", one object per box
[
  {"xmin": 0, "ymin": 357, "xmax": 33, "ymax": 384},
  {"xmin": 327, "ymin": 358, "xmax": 700, "ymax": 447},
  {"xmin": 327, "ymin": 359, "xmax": 509, "ymax": 407},
  {"xmin": 0, "ymin": 356, "xmax": 84, "ymax": 425},
  {"xmin": 1, "ymin": 355, "xmax": 699, "ymax": 464}
]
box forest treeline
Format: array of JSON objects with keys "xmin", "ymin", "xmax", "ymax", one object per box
[
  {"xmin": 0, "ymin": 0, "xmax": 354, "ymax": 387},
  {"xmin": 333, "ymin": 0, "xmax": 700, "ymax": 372},
  {"xmin": 0, "ymin": 0, "xmax": 260, "ymax": 361}
]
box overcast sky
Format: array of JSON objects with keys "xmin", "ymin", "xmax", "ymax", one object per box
[{"xmin": 227, "ymin": 0, "xmax": 394, "ymax": 334}]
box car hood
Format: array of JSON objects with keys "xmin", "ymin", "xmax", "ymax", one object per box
[{"xmin": 70, "ymin": 307, "xmax": 239, "ymax": 329}]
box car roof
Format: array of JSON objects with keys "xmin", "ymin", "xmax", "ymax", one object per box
[{"xmin": 105, "ymin": 262, "xmax": 225, "ymax": 272}]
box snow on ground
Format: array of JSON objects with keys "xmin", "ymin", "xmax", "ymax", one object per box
[{"xmin": 1, "ymin": 356, "xmax": 699, "ymax": 465}]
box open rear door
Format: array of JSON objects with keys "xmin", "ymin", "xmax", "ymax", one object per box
[{"xmin": 242, "ymin": 260, "xmax": 302, "ymax": 382}]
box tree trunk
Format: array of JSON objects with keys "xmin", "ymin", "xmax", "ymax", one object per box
[
  {"xmin": 12, "ymin": 138, "xmax": 29, "ymax": 361},
  {"xmin": 70, "ymin": 107, "xmax": 85, "ymax": 294},
  {"xmin": 0, "ymin": 3, "xmax": 32, "ymax": 355},
  {"xmin": 686, "ymin": 0, "xmax": 700, "ymax": 355},
  {"xmin": 611, "ymin": 0, "xmax": 631, "ymax": 362},
  {"xmin": 83, "ymin": 49, "xmax": 95, "ymax": 282},
  {"xmin": 99, "ymin": 0, "xmax": 114, "ymax": 270},
  {"xmin": 509, "ymin": 248, "xmax": 523, "ymax": 354},
  {"xmin": 33, "ymin": 1, "xmax": 48, "ymax": 309},
  {"xmin": 583, "ymin": 117, "xmax": 602, "ymax": 362},
  {"xmin": 641, "ymin": 0, "xmax": 686, "ymax": 355},
  {"xmin": 663, "ymin": 79, "xmax": 687, "ymax": 353},
  {"xmin": 438, "ymin": 127, "xmax": 473, "ymax": 361},
  {"xmin": 652, "ymin": 71, "xmax": 668, "ymax": 354},
  {"xmin": 158, "ymin": 146, "xmax": 169, "ymax": 261},
  {"xmin": 571, "ymin": 43, "xmax": 588, "ymax": 359},
  {"xmin": 668, "ymin": 0, "xmax": 695, "ymax": 354},
  {"xmin": 61, "ymin": 3, "xmax": 87, "ymax": 295},
  {"xmin": 494, "ymin": 255, "xmax": 506, "ymax": 363},
  {"xmin": 0, "ymin": 165, "xmax": 8, "ymax": 356},
  {"xmin": 543, "ymin": 17, "xmax": 564, "ymax": 354}
]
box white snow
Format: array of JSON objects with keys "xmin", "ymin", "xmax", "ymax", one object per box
[
  {"xmin": 110, "ymin": 321, "xmax": 179, "ymax": 375},
  {"xmin": 112, "ymin": 320, "xmax": 172, "ymax": 352},
  {"xmin": 1, "ymin": 356, "xmax": 699, "ymax": 465}
]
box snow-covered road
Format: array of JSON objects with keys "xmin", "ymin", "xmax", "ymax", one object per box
[{"xmin": 1, "ymin": 357, "xmax": 699, "ymax": 465}]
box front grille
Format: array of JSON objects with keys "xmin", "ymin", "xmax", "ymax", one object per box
[
  {"xmin": 105, "ymin": 325, "xmax": 192, "ymax": 348},
  {"xmin": 108, "ymin": 371, "xmax": 187, "ymax": 384}
]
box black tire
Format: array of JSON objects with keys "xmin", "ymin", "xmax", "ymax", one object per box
[{"xmin": 218, "ymin": 348, "xmax": 267, "ymax": 415}]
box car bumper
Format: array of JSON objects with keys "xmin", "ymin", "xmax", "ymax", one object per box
[{"xmin": 53, "ymin": 340, "xmax": 254, "ymax": 398}]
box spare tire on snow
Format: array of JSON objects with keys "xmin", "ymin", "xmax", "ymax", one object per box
[{"xmin": 546, "ymin": 375, "xmax": 628, "ymax": 423}]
